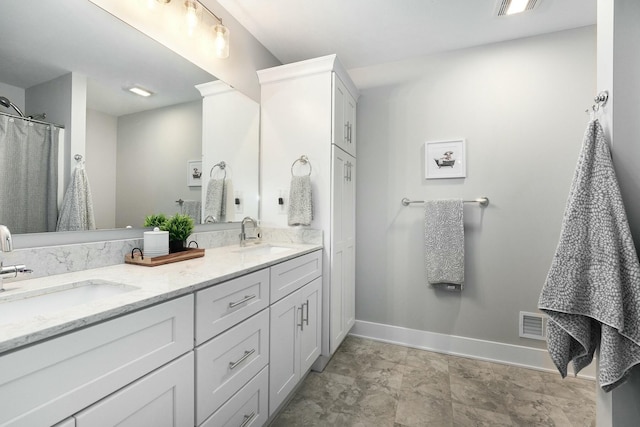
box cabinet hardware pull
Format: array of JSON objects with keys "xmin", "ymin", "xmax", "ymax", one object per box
[
  {"xmin": 304, "ymin": 299, "xmax": 310, "ymax": 326},
  {"xmin": 344, "ymin": 122, "xmax": 349, "ymax": 142},
  {"xmin": 229, "ymin": 349, "xmax": 256, "ymax": 370},
  {"xmin": 229, "ymin": 294, "xmax": 256, "ymax": 308},
  {"xmin": 298, "ymin": 306, "xmax": 304, "ymax": 331},
  {"xmin": 239, "ymin": 411, "xmax": 256, "ymax": 427},
  {"xmin": 348, "ymin": 122, "xmax": 352, "ymax": 143}
]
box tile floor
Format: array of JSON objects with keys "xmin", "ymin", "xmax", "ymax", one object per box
[{"xmin": 271, "ymin": 336, "xmax": 596, "ymax": 426}]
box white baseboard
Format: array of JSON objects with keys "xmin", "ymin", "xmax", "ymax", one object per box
[{"xmin": 351, "ymin": 320, "xmax": 596, "ymax": 380}]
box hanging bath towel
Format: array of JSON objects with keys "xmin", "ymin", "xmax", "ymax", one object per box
[
  {"xmin": 182, "ymin": 200, "xmax": 201, "ymax": 224},
  {"xmin": 538, "ymin": 119, "xmax": 640, "ymax": 392},
  {"xmin": 56, "ymin": 163, "xmax": 96, "ymax": 231},
  {"xmin": 288, "ymin": 175, "xmax": 313, "ymax": 226},
  {"xmin": 204, "ymin": 178, "xmax": 224, "ymax": 222},
  {"xmin": 424, "ymin": 199, "xmax": 464, "ymax": 289}
]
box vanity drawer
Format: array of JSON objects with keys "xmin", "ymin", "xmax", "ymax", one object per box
[
  {"xmin": 0, "ymin": 295, "xmax": 194, "ymax": 427},
  {"xmin": 270, "ymin": 250, "xmax": 322, "ymax": 303},
  {"xmin": 195, "ymin": 268, "xmax": 270, "ymax": 345},
  {"xmin": 195, "ymin": 308, "xmax": 269, "ymax": 425},
  {"xmin": 74, "ymin": 352, "xmax": 194, "ymax": 427},
  {"xmin": 200, "ymin": 366, "xmax": 269, "ymax": 427}
]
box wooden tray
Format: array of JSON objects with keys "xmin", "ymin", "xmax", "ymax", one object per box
[{"xmin": 125, "ymin": 248, "xmax": 205, "ymax": 267}]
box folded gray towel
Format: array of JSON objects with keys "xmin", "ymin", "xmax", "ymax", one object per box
[
  {"xmin": 424, "ymin": 199, "xmax": 464, "ymax": 289},
  {"xmin": 288, "ymin": 175, "xmax": 313, "ymax": 226},
  {"xmin": 204, "ymin": 178, "xmax": 224, "ymax": 222},
  {"xmin": 182, "ymin": 200, "xmax": 201, "ymax": 224},
  {"xmin": 538, "ymin": 119, "xmax": 640, "ymax": 392}
]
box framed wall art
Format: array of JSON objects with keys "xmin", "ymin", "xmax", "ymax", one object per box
[
  {"xmin": 425, "ymin": 139, "xmax": 466, "ymax": 179},
  {"xmin": 187, "ymin": 160, "xmax": 203, "ymax": 187}
]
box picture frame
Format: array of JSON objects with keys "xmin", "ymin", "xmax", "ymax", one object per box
[
  {"xmin": 424, "ymin": 139, "xmax": 466, "ymax": 179},
  {"xmin": 187, "ymin": 160, "xmax": 203, "ymax": 187}
]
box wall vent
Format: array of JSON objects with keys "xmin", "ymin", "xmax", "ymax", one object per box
[
  {"xmin": 496, "ymin": 0, "xmax": 540, "ymax": 16},
  {"xmin": 519, "ymin": 311, "xmax": 546, "ymax": 340}
]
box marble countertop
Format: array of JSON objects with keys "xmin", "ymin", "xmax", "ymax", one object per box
[{"xmin": 0, "ymin": 242, "xmax": 322, "ymax": 354}]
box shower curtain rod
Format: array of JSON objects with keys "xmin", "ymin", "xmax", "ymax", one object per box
[{"xmin": 0, "ymin": 110, "xmax": 65, "ymax": 129}]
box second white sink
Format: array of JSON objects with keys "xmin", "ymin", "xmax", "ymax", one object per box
[{"xmin": 0, "ymin": 280, "xmax": 139, "ymax": 325}]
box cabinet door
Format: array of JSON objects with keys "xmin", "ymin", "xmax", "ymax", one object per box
[
  {"xmin": 53, "ymin": 419, "xmax": 75, "ymax": 427},
  {"xmin": 74, "ymin": 352, "xmax": 194, "ymax": 427},
  {"xmin": 299, "ymin": 277, "xmax": 322, "ymax": 374},
  {"xmin": 331, "ymin": 148, "xmax": 356, "ymax": 354},
  {"xmin": 332, "ymin": 74, "xmax": 347, "ymax": 153},
  {"xmin": 269, "ymin": 290, "xmax": 302, "ymax": 415},
  {"xmin": 332, "ymin": 74, "xmax": 356, "ymax": 157}
]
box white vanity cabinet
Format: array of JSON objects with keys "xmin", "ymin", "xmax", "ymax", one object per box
[
  {"xmin": 269, "ymin": 275, "xmax": 322, "ymax": 415},
  {"xmin": 0, "ymin": 295, "xmax": 193, "ymax": 427},
  {"xmin": 259, "ymin": 54, "xmax": 358, "ymax": 368}
]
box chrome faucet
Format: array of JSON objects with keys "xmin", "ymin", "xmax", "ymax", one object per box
[
  {"xmin": 0, "ymin": 225, "xmax": 31, "ymax": 292},
  {"xmin": 239, "ymin": 217, "xmax": 261, "ymax": 247}
]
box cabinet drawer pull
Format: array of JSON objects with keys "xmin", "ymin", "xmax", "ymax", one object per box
[
  {"xmin": 303, "ymin": 299, "xmax": 309, "ymax": 326},
  {"xmin": 229, "ymin": 349, "xmax": 256, "ymax": 370},
  {"xmin": 239, "ymin": 411, "xmax": 256, "ymax": 427},
  {"xmin": 229, "ymin": 294, "xmax": 257, "ymax": 308},
  {"xmin": 344, "ymin": 122, "xmax": 349, "ymax": 142}
]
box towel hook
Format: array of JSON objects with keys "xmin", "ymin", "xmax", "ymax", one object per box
[
  {"xmin": 291, "ymin": 155, "xmax": 312, "ymax": 177},
  {"xmin": 209, "ymin": 161, "xmax": 227, "ymax": 179}
]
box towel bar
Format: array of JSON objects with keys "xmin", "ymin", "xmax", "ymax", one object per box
[{"xmin": 401, "ymin": 197, "xmax": 489, "ymax": 207}]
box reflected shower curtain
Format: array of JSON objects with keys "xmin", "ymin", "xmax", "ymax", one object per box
[{"xmin": 0, "ymin": 115, "xmax": 59, "ymax": 233}]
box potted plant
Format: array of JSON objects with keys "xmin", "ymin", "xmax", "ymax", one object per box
[
  {"xmin": 161, "ymin": 214, "xmax": 194, "ymax": 253},
  {"xmin": 143, "ymin": 213, "xmax": 168, "ymax": 228}
]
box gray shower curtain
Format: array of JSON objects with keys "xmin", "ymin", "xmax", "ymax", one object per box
[{"xmin": 0, "ymin": 115, "xmax": 59, "ymax": 233}]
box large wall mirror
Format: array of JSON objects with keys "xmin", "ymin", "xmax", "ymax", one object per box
[{"xmin": 0, "ymin": 0, "xmax": 259, "ymax": 241}]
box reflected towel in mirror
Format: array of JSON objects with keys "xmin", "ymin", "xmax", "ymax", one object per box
[{"xmin": 56, "ymin": 163, "xmax": 95, "ymax": 232}]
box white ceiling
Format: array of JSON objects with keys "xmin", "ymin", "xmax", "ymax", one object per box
[{"xmin": 217, "ymin": 0, "xmax": 597, "ymax": 71}]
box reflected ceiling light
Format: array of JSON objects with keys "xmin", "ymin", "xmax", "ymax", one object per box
[
  {"xmin": 496, "ymin": 0, "xmax": 540, "ymax": 16},
  {"xmin": 128, "ymin": 86, "xmax": 153, "ymax": 97}
]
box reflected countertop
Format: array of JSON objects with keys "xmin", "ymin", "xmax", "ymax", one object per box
[{"xmin": 0, "ymin": 242, "xmax": 322, "ymax": 354}]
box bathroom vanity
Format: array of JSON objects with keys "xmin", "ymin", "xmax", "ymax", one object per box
[{"xmin": 0, "ymin": 243, "xmax": 322, "ymax": 427}]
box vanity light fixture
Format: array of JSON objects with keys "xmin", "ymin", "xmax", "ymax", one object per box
[
  {"xmin": 184, "ymin": 0, "xmax": 201, "ymax": 35},
  {"xmin": 496, "ymin": 0, "xmax": 540, "ymax": 16},
  {"xmin": 128, "ymin": 86, "xmax": 153, "ymax": 97}
]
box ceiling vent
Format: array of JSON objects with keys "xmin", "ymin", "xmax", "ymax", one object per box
[
  {"xmin": 496, "ymin": 0, "xmax": 540, "ymax": 16},
  {"xmin": 519, "ymin": 311, "xmax": 546, "ymax": 340}
]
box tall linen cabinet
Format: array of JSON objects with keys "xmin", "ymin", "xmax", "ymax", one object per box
[{"xmin": 258, "ymin": 54, "xmax": 358, "ymax": 369}]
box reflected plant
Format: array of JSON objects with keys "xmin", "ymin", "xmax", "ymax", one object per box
[{"xmin": 143, "ymin": 213, "xmax": 168, "ymax": 228}]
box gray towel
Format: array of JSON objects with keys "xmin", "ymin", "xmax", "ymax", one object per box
[
  {"xmin": 424, "ymin": 199, "xmax": 464, "ymax": 289},
  {"xmin": 288, "ymin": 175, "xmax": 313, "ymax": 226},
  {"xmin": 204, "ymin": 178, "xmax": 224, "ymax": 222},
  {"xmin": 181, "ymin": 200, "xmax": 201, "ymax": 224},
  {"xmin": 538, "ymin": 119, "xmax": 640, "ymax": 392},
  {"xmin": 56, "ymin": 163, "xmax": 96, "ymax": 232}
]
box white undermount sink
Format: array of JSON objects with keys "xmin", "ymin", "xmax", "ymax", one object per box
[
  {"xmin": 0, "ymin": 280, "xmax": 139, "ymax": 325},
  {"xmin": 233, "ymin": 244, "xmax": 294, "ymax": 256}
]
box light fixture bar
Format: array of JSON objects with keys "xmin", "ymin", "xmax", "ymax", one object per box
[{"xmin": 129, "ymin": 86, "xmax": 153, "ymax": 97}]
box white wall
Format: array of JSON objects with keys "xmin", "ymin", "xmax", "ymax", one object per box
[
  {"xmin": 596, "ymin": 0, "xmax": 640, "ymax": 425},
  {"xmin": 116, "ymin": 101, "xmax": 202, "ymax": 228},
  {"xmin": 86, "ymin": 109, "xmax": 117, "ymax": 229},
  {"xmin": 351, "ymin": 26, "xmax": 596, "ymax": 348}
]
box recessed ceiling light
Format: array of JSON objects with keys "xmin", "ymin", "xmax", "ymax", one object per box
[
  {"xmin": 128, "ymin": 86, "xmax": 153, "ymax": 97},
  {"xmin": 496, "ymin": 0, "xmax": 540, "ymax": 16}
]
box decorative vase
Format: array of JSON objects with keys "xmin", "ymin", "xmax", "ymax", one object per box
[{"xmin": 169, "ymin": 240, "xmax": 186, "ymax": 253}]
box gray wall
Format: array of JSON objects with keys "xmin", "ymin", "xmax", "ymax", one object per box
[
  {"xmin": 352, "ymin": 26, "xmax": 596, "ymax": 347},
  {"xmin": 116, "ymin": 101, "xmax": 202, "ymax": 228}
]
